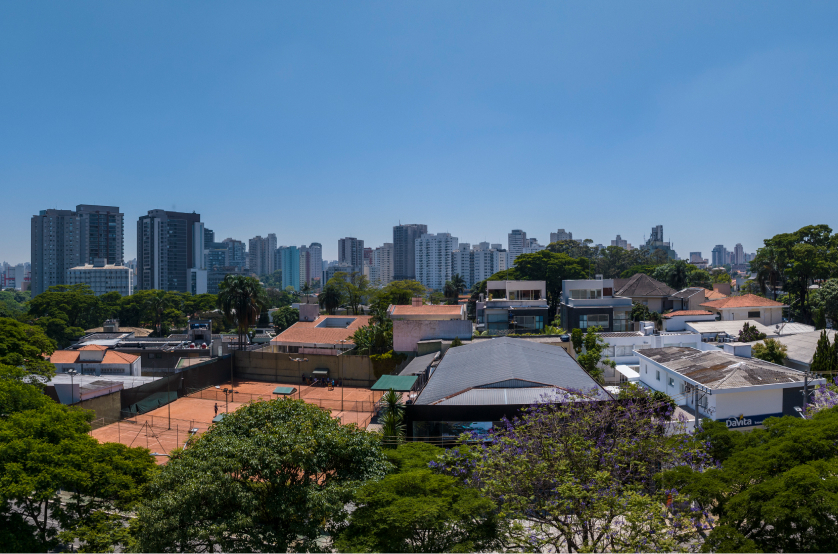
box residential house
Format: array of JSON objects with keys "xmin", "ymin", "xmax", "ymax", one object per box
[
  {"xmin": 388, "ymin": 298, "xmax": 471, "ymax": 354},
  {"xmin": 48, "ymin": 344, "xmax": 142, "ymax": 377},
  {"xmin": 476, "ymin": 280, "xmax": 549, "ymax": 333},
  {"xmin": 662, "ymin": 310, "xmax": 716, "ymax": 332},
  {"xmin": 637, "ymin": 346, "xmax": 822, "ymax": 429},
  {"xmin": 269, "ymin": 315, "xmax": 371, "ymax": 355},
  {"xmin": 700, "ymin": 294, "xmax": 787, "ymax": 326},
  {"xmin": 613, "ymin": 273, "xmax": 677, "ymax": 313},
  {"xmin": 560, "ymin": 279, "xmax": 633, "ymax": 332}
]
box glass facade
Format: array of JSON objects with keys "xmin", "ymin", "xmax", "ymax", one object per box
[
  {"xmin": 579, "ymin": 314, "xmax": 609, "ymax": 329},
  {"xmin": 613, "ymin": 311, "xmax": 630, "ymax": 332},
  {"xmin": 570, "ymin": 289, "xmax": 602, "ymax": 300},
  {"xmin": 412, "ymin": 421, "xmax": 494, "ymax": 439}
]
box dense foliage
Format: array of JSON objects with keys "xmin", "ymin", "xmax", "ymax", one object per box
[
  {"xmin": 335, "ymin": 443, "xmax": 502, "ymax": 553},
  {"xmin": 135, "ymin": 399, "xmax": 388, "ymax": 552},
  {"xmin": 751, "ymin": 338, "xmax": 788, "ymax": 365},
  {"xmin": 663, "ymin": 413, "xmax": 838, "ymax": 553},
  {"xmin": 438, "ymin": 387, "xmax": 710, "ymax": 552}
]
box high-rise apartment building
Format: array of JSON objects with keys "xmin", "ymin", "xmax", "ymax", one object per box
[
  {"xmin": 393, "ymin": 224, "xmax": 427, "ymax": 281},
  {"xmin": 452, "ymin": 243, "xmax": 510, "ymax": 289},
  {"xmin": 711, "ymin": 245, "xmax": 728, "ymax": 267},
  {"xmin": 204, "ymin": 228, "xmax": 215, "ymax": 244},
  {"xmin": 68, "ymin": 259, "xmax": 132, "ymax": 296},
  {"xmin": 31, "ymin": 205, "xmax": 124, "ymax": 296},
  {"xmin": 733, "ymin": 243, "xmax": 745, "ymax": 266},
  {"xmin": 278, "ymin": 246, "xmax": 300, "ymax": 291},
  {"xmin": 304, "ymin": 243, "xmax": 323, "ymax": 287},
  {"xmin": 452, "ymin": 247, "xmax": 474, "ymax": 288},
  {"xmin": 370, "ymin": 243, "xmax": 394, "ymax": 285},
  {"xmin": 137, "ymin": 210, "xmax": 202, "ymax": 292},
  {"xmin": 338, "ymin": 237, "xmax": 365, "ymax": 274},
  {"xmin": 508, "ymin": 229, "xmax": 527, "ymax": 265},
  {"xmin": 222, "ymin": 238, "xmax": 247, "ymax": 269},
  {"xmin": 248, "ymin": 234, "xmax": 277, "ymax": 276},
  {"xmin": 550, "ymin": 229, "xmax": 573, "ymax": 243},
  {"xmin": 523, "ymin": 238, "xmax": 545, "ymax": 254},
  {"xmin": 611, "ymin": 235, "xmax": 632, "ymax": 250},
  {"xmin": 415, "ymin": 233, "xmax": 458, "ymax": 290}
]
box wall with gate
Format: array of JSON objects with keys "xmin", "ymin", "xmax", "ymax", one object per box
[{"xmin": 234, "ymin": 349, "xmax": 378, "ymax": 387}]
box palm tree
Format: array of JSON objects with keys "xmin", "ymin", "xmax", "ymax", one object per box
[
  {"xmin": 443, "ymin": 281, "xmax": 459, "ymax": 305},
  {"xmin": 300, "ymin": 281, "xmax": 312, "ymax": 296},
  {"xmin": 380, "ymin": 388, "xmax": 405, "ymax": 448},
  {"xmin": 451, "ymin": 273, "xmax": 467, "ymax": 294},
  {"xmin": 217, "ymin": 275, "xmax": 268, "ymax": 350},
  {"xmin": 667, "ymin": 260, "xmax": 689, "ymax": 291},
  {"xmin": 145, "ymin": 290, "xmax": 173, "ymax": 337},
  {"xmin": 318, "ymin": 284, "xmax": 343, "ymax": 315}
]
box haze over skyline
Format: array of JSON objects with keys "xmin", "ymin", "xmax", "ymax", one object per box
[{"xmin": 3, "ymin": 2, "xmax": 838, "ymax": 263}]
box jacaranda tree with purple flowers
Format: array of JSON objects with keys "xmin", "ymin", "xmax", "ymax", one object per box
[{"xmin": 436, "ymin": 387, "xmax": 711, "ymax": 552}]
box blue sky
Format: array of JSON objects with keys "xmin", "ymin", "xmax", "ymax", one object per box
[{"xmin": 2, "ymin": 2, "xmax": 837, "ymax": 263}]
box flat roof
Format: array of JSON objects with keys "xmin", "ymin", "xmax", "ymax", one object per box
[
  {"xmin": 637, "ymin": 347, "xmax": 810, "ymax": 390},
  {"xmin": 371, "ymin": 375, "xmax": 419, "ymax": 391},
  {"xmin": 758, "ymin": 330, "xmax": 838, "ymax": 365},
  {"xmin": 685, "ymin": 319, "xmax": 775, "ymax": 336},
  {"xmin": 273, "ymin": 386, "xmax": 296, "ymax": 395}
]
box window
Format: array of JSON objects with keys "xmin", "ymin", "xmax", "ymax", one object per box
[
  {"xmin": 570, "ymin": 289, "xmax": 602, "ymax": 300},
  {"xmin": 613, "ymin": 311, "xmax": 630, "ymax": 332},
  {"xmin": 579, "ymin": 314, "xmax": 609, "ymax": 329},
  {"xmin": 669, "ymin": 377, "xmax": 675, "ymax": 387},
  {"xmin": 748, "ymin": 311, "xmax": 760, "ymax": 318},
  {"xmin": 656, "ymin": 370, "xmax": 660, "ymax": 381}
]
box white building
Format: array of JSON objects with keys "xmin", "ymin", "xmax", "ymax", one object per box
[
  {"xmin": 48, "ymin": 344, "xmax": 142, "ymax": 377},
  {"xmin": 371, "ymin": 243, "xmax": 394, "ymax": 285},
  {"xmin": 68, "ymin": 259, "xmax": 133, "ymax": 296},
  {"xmin": 637, "ymin": 346, "xmax": 822, "ymax": 429},
  {"xmin": 415, "ymin": 233, "xmax": 458, "ymax": 291},
  {"xmin": 522, "ymin": 238, "xmax": 545, "ymax": 254},
  {"xmin": 507, "ymin": 229, "xmax": 527, "ymax": 265},
  {"xmin": 611, "ymin": 235, "xmax": 633, "ymax": 250},
  {"xmin": 700, "ymin": 294, "xmax": 787, "ymax": 326}
]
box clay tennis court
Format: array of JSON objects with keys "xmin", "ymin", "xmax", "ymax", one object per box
[{"xmin": 90, "ymin": 379, "xmax": 382, "ymax": 464}]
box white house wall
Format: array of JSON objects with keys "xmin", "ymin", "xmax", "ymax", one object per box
[{"xmin": 713, "ymin": 388, "xmax": 783, "ymax": 421}]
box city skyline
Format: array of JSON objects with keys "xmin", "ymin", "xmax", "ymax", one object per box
[{"xmin": 3, "ymin": 3, "xmax": 838, "ymax": 263}]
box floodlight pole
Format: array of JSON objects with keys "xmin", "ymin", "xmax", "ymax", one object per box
[{"xmin": 340, "ymin": 339, "xmax": 346, "ymax": 411}]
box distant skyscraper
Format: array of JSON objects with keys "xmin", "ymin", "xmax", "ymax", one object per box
[
  {"xmin": 415, "ymin": 233, "xmax": 458, "ymax": 290},
  {"xmin": 204, "ymin": 228, "xmax": 215, "ymax": 244},
  {"xmin": 508, "ymin": 229, "xmax": 527, "ymax": 265},
  {"xmin": 711, "ymin": 245, "xmax": 728, "ymax": 267},
  {"xmin": 247, "ymin": 234, "xmax": 277, "ymax": 276},
  {"xmin": 222, "ymin": 238, "xmax": 247, "ymax": 269},
  {"xmin": 338, "ymin": 237, "xmax": 365, "ymax": 273},
  {"xmin": 137, "ymin": 209, "xmax": 202, "ymax": 292},
  {"xmin": 31, "ymin": 204, "xmax": 124, "ymax": 296},
  {"xmin": 371, "ymin": 243, "xmax": 394, "ymax": 285},
  {"xmin": 452, "ymin": 247, "xmax": 474, "ymax": 288},
  {"xmin": 393, "ymin": 224, "xmax": 427, "ymax": 281},
  {"xmin": 733, "ymin": 243, "xmax": 745, "ymax": 265},
  {"xmin": 611, "ymin": 235, "xmax": 632, "ymax": 250},
  {"xmin": 550, "ymin": 229, "xmax": 573, "ymax": 243},
  {"xmin": 307, "ymin": 242, "xmax": 323, "ymax": 286},
  {"xmin": 278, "ymin": 246, "xmax": 300, "ymax": 291}
]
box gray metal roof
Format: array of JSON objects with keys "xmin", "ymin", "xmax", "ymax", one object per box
[
  {"xmin": 672, "ymin": 287, "xmax": 706, "ymax": 299},
  {"xmin": 685, "ymin": 319, "xmax": 776, "ymax": 337},
  {"xmin": 615, "ymin": 274, "xmax": 676, "ymax": 298},
  {"xmin": 414, "ymin": 336, "xmax": 608, "ymax": 405},
  {"xmin": 759, "ymin": 330, "xmax": 838, "ymax": 366},
  {"xmin": 434, "ymin": 387, "xmax": 565, "ymax": 406},
  {"xmin": 400, "ymin": 352, "xmax": 438, "ymax": 375},
  {"xmin": 638, "ymin": 347, "xmax": 809, "ymax": 389}
]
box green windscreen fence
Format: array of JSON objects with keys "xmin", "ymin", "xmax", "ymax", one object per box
[{"xmin": 125, "ymin": 391, "xmax": 179, "ymax": 415}]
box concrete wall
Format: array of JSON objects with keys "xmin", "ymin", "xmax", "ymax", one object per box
[
  {"xmin": 393, "ymin": 319, "xmax": 473, "ymax": 353},
  {"xmin": 716, "ymin": 306, "xmax": 783, "ymax": 326},
  {"xmin": 663, "ymin": 314, "xmax": 715, "ymax": 332},
  {"xmin": 76, "ymin": 390, "xmax": 122, "ymax": 421},
  {"xmin": 234, "ymin": 349, "xmax": 378, "ymax": 387},
  {"xmin": 714, "ymin": 388, "xmax": 782, "ymax": 421}
]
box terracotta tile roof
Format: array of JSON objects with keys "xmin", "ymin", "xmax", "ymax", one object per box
[
  {"xmin": 389, "ymin": 305, "xmax": 466, "ymax": 316},
  {"xmin": 271, "ymin": 315, "xmax": 372, "ymax": 346},
  {"xmin": 49, "ymin": 351, "xmax": 80, "ymax": 363},
  {"xmin": 615, "ymin": 273, "xmax": 676, "ymax": 298},
  {"xmin": 103, "ymin": 351, "xmax": 139, "ymax": 364},
  {"xmin": 700, "ymin": 294, "xmax": 787, "ymax": 309},
  {"xmin": 703, "ymin": 288, "xmax": 728, "ymax": 300},
  {"xmin": 80, "ymin": 344, "xmax": 109, "ymax": 351},
  {"xmin": 662, "ymin": 310, "xmax": 713, "ymax": 319}
]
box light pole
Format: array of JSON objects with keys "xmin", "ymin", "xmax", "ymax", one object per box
[
  {"xmin": 167, "ymin": 367, "xmax": 171, "ymax": 429},
  {"xmin": 67, "ymin": 368, "xmax": 77, "ymax": 404},
  {"xmin": 339, "ymin": 339, "xmax": 346, "ymax": 410},
  {"xmin": 290, "ymin": 356, "xmax": 308, "ymax": 388}
]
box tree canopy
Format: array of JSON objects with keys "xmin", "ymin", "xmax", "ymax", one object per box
[{"xmin": 135, "ymin": 399, "xmax": 388, "ymax": 552}]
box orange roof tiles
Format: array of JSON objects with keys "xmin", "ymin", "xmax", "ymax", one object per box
[
  {"xmin": 48, "ymin": 351, "xmax": 80, "ymax": 363},
  {"xmin": 271, "ymin": 315, "xmax": 372, "ymax": 346},
  {"xmin": 389, "ymin": 305, "xmax": 465, "ymax": 316},
  {"xmin": 700, "ymin": 294, "xmax": 787, "ymax": 309},
  {"xmin": 703, "ymin": 288, "xmax": 728, "ymax": 300},
  {"xmin": 662, "ymin": 310, "xmax": 713, "ymax": 319},
  {"xmin": 103, "ymin": 351, "xmax": 139, "ymax": 364}
]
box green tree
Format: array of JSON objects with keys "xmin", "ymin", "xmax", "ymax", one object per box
[
  {"xmin": 751, "ymin": 338, "xmax": 788, "ymax": 365},
  {"xmin": 135, "ymin": 399, "xmax": 388, "ymax": 552},
  {"xmin": 271, "ymin": 306, "xmax": 300, "ymax": 333},
  {"xmin": 216, "ymin": 275, "xmax": 267, "ymax": 350},
  {"xmin": 0, "ymin": 317, "xmax": 56, "ymax": 386},
  {"xmin": 381, "ymin": 280, "xmax": 427, "ymax": 305},
  {"xmin": 0, "ymin": 398, "xmax": 157, "ymax": 551},
  {"xmin": 319, "ymin": 282, "xmax": 345, "ymax": 315},
  {"xmin": 687, "ymin": 268, "xmax": 713, "ymax": 289},
  {"xmin": 738, "ymin": 322, "xmax": 767, "ymax": 342},
  {"xmin": 428, "ymin": 291, "xmax": 445, "ymax": 305},
  {"xmin": 380, "ymin": 388, "xmax": 405, "ymax": 448},
  {"xmin": 662, "ymin": 412, "xmax": 838, "ymax": 553},
  {"xmin": 818, "ymin": 278, "xmax": 838, "ymax": 325},
  {"xmin": 28, "ymin": 284, "xmax": 102, "ymax": 346},
  {"xmin": 450, "ymin": 273, "xmax": 466, "ymax": 295},
  {"xmin": 335, "ymin": 443, "xmax": 502, "ymax": 553},
  {"xmin": 750, "ymin": 245, "xmax": 783, "ymax": 300},
  {"xmin": 443, "ymin": 280, "xmax": 459, "ymax": 305},
  {"xmin": 144, "ymin": 290, "xmax": 175, "ymax": 337},
  {"xmin": 450, "ymin": 336, "xmax": 463, "ymax": 347},
  {"xmin": 575, "ymin": 326, "xmax": 615, "ymax": 383},
  {"xmin": 570, "ymin": 328, "xmax": 584, "ymax": 354},
  {"xmin": 810, "ymin": 330, "xmax": 836, "ymax": 375},
  {"xmin": 712, "ymin": 271, "xmax": 732, "ymax": 284},
  {"xmin": 260, "ymin": 269, "xmax": 283, "ymax": 288}
]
